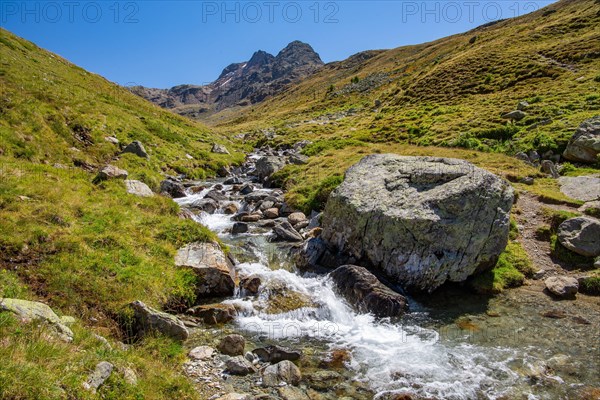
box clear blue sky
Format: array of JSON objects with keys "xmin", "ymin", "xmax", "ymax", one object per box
[{"xmin": 1, "ymin": 1, "xmax": 554, "ymax": 88}]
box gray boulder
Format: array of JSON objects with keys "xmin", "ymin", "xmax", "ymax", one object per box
[
  {"xmin": 125, "ymin": 180, "xmax": 154, "ymax": 197},
  {"xmin": 122, "ymin": 141, "xmax": 149, "ymax": 159},
  {"xmin": 563, "ymin": 117, "xmax": 600, "ymax": 163},
  {"xmin": 544, "ymin": 276, "xmax": 579, "ymax": 298},
  {"xmin": 83, "ymin": 361, "xmax": 113, "ymax": 393},
  {"xmin": 557, "ymin": 217, "xmax": 600, "ymax": 257},
  {"xmin": 225, "ymin": 356, "xmax": 256, "ymax": 376},
  {"xmin": 262, "ymin": 360, "xmax": 301, "ymax": 387},
  {"xmin": 95, "ymin": 165, "xmax": 128, "ymax": 181},
  {"xmin": 541, "ymin": 160, "xmax": 559, "ymax": 178},
  {"xmin": 0, "ymin": 298, "xmax": 74, "ymax": 342},
  {"xmin": 329, "ymin": 265, "xmax": 408, "ymax": 317},
  {"xmin": 160, "ymin": 179, "xmax": 186, "ymax": 198},
  {"xmin": 558, "ymin": 175, "xmax": 600, "ymax": 202},
  {"xmin": 232, "ymin": 222, "xmax": 249, "ymax": 234},
  {"xmin": 502, "ymin": 110, "xmax": 527, "ymax": 121},
  {"xmin": 256, "ymin": 156, "xmax": 286, "ymax": 181},
  {"xmin": 320, "ymin": 155, "xmax": 514, "ymax": 292},
  {"xmin": 175, "ymin": 242, "xmax": 235, "ymax": 298},
  {"xmin": 129, "ymin": 300, "xmax": 188, "ymax": 341},
  {"xmin": 273, "ymin": 221, "xmax": 304, "ymax": 242},
  {"xmin": 211, "ymin": 143, "xmax": 230, "ymax": 154},
  {"xmin": 188, "ymin": 198, "xmax": 218, "ymax": 214}
]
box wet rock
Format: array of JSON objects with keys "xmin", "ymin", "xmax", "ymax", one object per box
[
  {"xmin": 253, "ymin": 345, "xmax": 302, "ymax": 363},
  {"xmin": 239, "ymin": 183, "xmax": 254, "ymax": 195},
  {"xmin": 232, "ymin": 222, "xmax": 249, "ymax": 235},
  {"xmin": 563, "ymin": 117, "xmax": 600, "ymax": 163},
  {"xmin": 129, "ymin": 300, "xmax": 189, "ymax": 340},
  {"xmin": 557, "ymin": 217, "xmax": 600, "ymax": 257},
  {"xmin": 175, "ymin": 241, "xmax": 235, "ymax": 298},
  {"xmin": 95, "ymin": 165, "xmax": 128, "ymax": 181},
  {"xmin": 205, "ymin": 189, "xmax": 227, "ymax": 202},
  {"xmin": 218, "ymin": 334, "xmax": 245, "ymax": 356},
  {"xmin": 217, "ymin": 165, "xmax": 230, "ymax": 177},
  {"xmin": 186, "ymin": 303, "xmax": 236, "ymax": 325},
  {"xmin": 160, "ymin": 179, "xmax": 186, "ymax": 198},
  {"xmin": 545, "ymin": 276, "xmax": 579, "ymax": 298},
  {"xmin": 277, "ymin": 386, "xmax": 310, "ymax": 400},
  {"xmin": 256, "ymin": 156, "xmax": 286, "ymax": 181},
  {"xmin": 245, "ymin": 191, "xmax": 272, "ymax": 203},
  {"xmin": 558, "ymin": 176, "xmax": 600, "ymax": 202},
  {"xmin": 262, "ymin": 360, "xmax": 301, "ymax": 387},
  {"xmin": 189, "ymin": 345, "xmax": 215, "ymax": 361},
  {"xmin": 211, "ymin": 143, "xmax": 230, "ymax": 154},
  {"xmin": 330, "ymin": 265, "xmax": 408, "ymax": 317},
  {"xmin": 122, "ymin": 140, "xmax": 149, "ymax": 158},
  {"xmin": 189, "ymin": 198, "xmax": 218, "ymax": 214},
  {"xmin": 502, "ymin": 110, "xmax": 526, "ymax": 121},
  {"xmin": 273, "ymin": 221, "xmax": 304, "ymax": 242},
  {"xmin": 264, "ymin": 208, "xmax": 279, "ymax": 219},
  {"xmin": 320, "ymin": 155, "xmax": 514, "ymax": 292},
  {"xmin": 0, "ymin": 298, "xmax": 74, "ymax": 342},
  {"xmin": 224, "ymin": 203, "xmax": 239, "ymax": 215},
  {"xmin": 241, "ymin": 213, "xmax": 262, "ymax": 223},
  {"xmin": 541, "ymin": 160, "xmax": 559, "ymax": 178},
  {"xmin": 225, "ymin": 355, "xmax": 256, "ymax": 376},
  {"xmin": 124, "ymin": 180, "xmax": 154, "ymax": 197},
  {"xmin": 189, "ymin": 185, "xmax": 205, "ymax": 194},
  {"xmin": 240, "ymin": 275, "xmax": 261, "ymax": 295},
  {"xmin": 83, "ymin": 361, "xmax": 113, "ymax": 393},
  {"xmin": 224, "ymin": 176, "xmax": 243, "ymax": 185}
]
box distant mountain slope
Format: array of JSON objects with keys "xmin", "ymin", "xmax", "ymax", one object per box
[
  {"xmin": 130, "ymin": 41, "xmax": 324, "ymax": 118},
  {"xmin": 214, "ymin": 0, "xmax": 599, "ymax": 156}
]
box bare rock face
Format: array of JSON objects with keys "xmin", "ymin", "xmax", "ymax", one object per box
[
  {"xmin": 320, "ymin": 154, "xmax": 514, "ymax": 292},
  {"xmin": 129, "ymin": 300, "xmax": 188, "ymax": 341},
  {"xmin": 563, "ymin": 117, "xmax": 600, "ymax": 163},
  {"xmin": 175, "ymin": 242, "xmax": 235, "ymax": 298}
]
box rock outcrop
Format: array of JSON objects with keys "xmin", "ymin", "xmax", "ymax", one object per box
[
  {"xmin": 129, "ymin": 300, "xmax": 189, "ymax": 340},
  {"xmin": 175, "ymin": 241, "xmax": 235, "ymax": 298},
  {"xmin": 0, "ymin": 298, "xmax": 74, "ymax": 342},
  {"xmin": 319, "ymin": 155, "xmax": 514, "ymax": 292},
  {"xmin": 563, "ymin": 117, "xmax": 600, "ymax": 163},
  {"xmin": 122, "ymin": 141, "xmax": 149, "ymax": 159},
  {"xmin": 329, "ymin": 265, "xmax": 408, "ymax": 317},
  {"xmin": 557, "ymin": 217, "xmax": 600, "ymax": 257}
]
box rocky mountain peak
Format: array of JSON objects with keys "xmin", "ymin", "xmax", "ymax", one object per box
[{"xmin": 246, "ymin": 50, "xmax": 275, "ymax": 69}]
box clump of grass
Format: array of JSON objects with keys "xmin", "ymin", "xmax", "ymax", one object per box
[{"xmin": 578, "ymin": 275, "xmax": 600, "ymax": 296}]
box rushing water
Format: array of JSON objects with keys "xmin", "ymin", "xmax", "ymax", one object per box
[{"xmin": 177, "ymin": 179, "xmax": 600, "ymax": 400}]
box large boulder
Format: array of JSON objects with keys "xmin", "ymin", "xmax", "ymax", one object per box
[
  {"xmin": 0, "ymin": 298, "xmax": 74, "ymax": 342},
  {"xmin": 95, "ymin": 165, "xmax": 128, "ymax": 181},
  {"xmin": 329, "ymin": 265, "xmax": 408, "ymax": 317},
  {"xmin": 129, "ymin": 300, "xmax": 188, "ymax": 341},
  {"xmin": 557, "ymin": 217, "xmax": 600, "ymax": 257},
  {"xmin": 262, "ymin": 360, "xmax": 302, "ymax": 387},
  {"xmin": 175, "ymin": 242, "xmax": 235, "ymax": 298},
  {"xmin": 563, "ymin": 117, "xmax": 600, "ymax": 163},
  {"xmin": 256, "ymin": 156, "xmax": 286, "ymax": 181},
  {"xmin": 272, "ymin": 221, "xmax": 304, "ymax": 242},
  {"xmin": 544, "ymin": 276, "xmax": 579, "ymax": 298},
  {"xmin": 160, "ymin": 179, "xmax": 187, "ymax": 198},
  {"xmin": 558, "ymin": 175, "xmax": 600, "ymax": 202},
  {"xmin": 320, "ymin": 155, "xmax": 514, "ymax": 292}
]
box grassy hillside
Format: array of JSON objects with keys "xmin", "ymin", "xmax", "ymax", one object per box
[
  {"xmin": 0, "ymin": 28, "xmax": 243, "ymax": 398},
  {"xmin": 213, "ymin": 0, "xmax": 599, "ymax": 156}
]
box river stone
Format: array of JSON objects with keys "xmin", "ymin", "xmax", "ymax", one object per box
[
  {"xmin": 188, "ymin": 198, "xmax": 218, "ymax": 214},
  {"xmin": 563, "ymin": 117, "xmax": 600, "ymax": 163},
  {"xmin": 124, "ymin": 180, "xmax": 154, "ymax": 197},
  {"xmin": 83, "ymin": 361, "xmax": 113, "ymax": 393},
  {"xmin": 160, "ymin": 179, "xmax": 186, "ymax": 198},
  {"xmin": 240, "ymin": 275, "xmax": 261, "ymax": 295},
  {"xmin": 129, "ymin": 300, "xmax": 188, "ymax": 341},
  {"xmin": 232, "ymin": 222, "xmax": 249, "ymax": 235},
  {"xmin": 273, "ymin": 221, "xmax": 304, "ymax": 242},
  {"xmin": 558, "ymin": 176, "xmax": 600, "ymax": 202},
  {"xmin": 262, "ymin": 360, "xmax": 302, "ymax": 387},
  {"xmin": 264, "ymin": 207, "xmax": 279, "ymax": 219},
  {"xmin": 0, "ymin": 298, "xmax": 74, "ymax": 342},
  {"xmin": 256, "ymin": 156, "xmax": 286, "ymax": 181},
  {"xmin": 329, "ymin": 265, "xmax": 408, "ymax": 317},
  {"xmin": 189, "ymin": 345, "xmax": 215, "ymax": 361},
  {"xmin": 557, "ymin": 217, "xmax": 600, "ymax": 257},
  {"xmin": 252, "ymin": 345, "xmax": 302, "ymax": 363},
  {"xmin": 544, "ymin": 276, "xmax": 579, "ymax": 298},
  {"xmin": 288, "ymin": 212, "xmax": 307, "ymax": 226},
  {"xmin": 186, "ymin": 303, "xmax": 236, "ymax": 325},
  {"xmin": 321, "ymin": 155, "xmax": 514, "ymax": 292},
  {"xmin": 225, "ymin": 356, "xmax": 256, "ymax": 376},
  {"xmin": 239, "ymin": 184, "xmax": 254, "ymax": 195},
  {"xmin": 175, "ymin": 241, "xmax": 235, "ymax": 298},
  {"xmin": 218, "ymin": 334, "xmax": 245, "ymax": 356},
  {"xmin": 122, "ymin": 140, "xmax": 149, "ymax": 158}
]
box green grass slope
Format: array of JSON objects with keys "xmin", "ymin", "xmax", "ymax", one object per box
[{"xmin": 0, "ymin": 28, "xmax": 243, "ymax": 398}]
